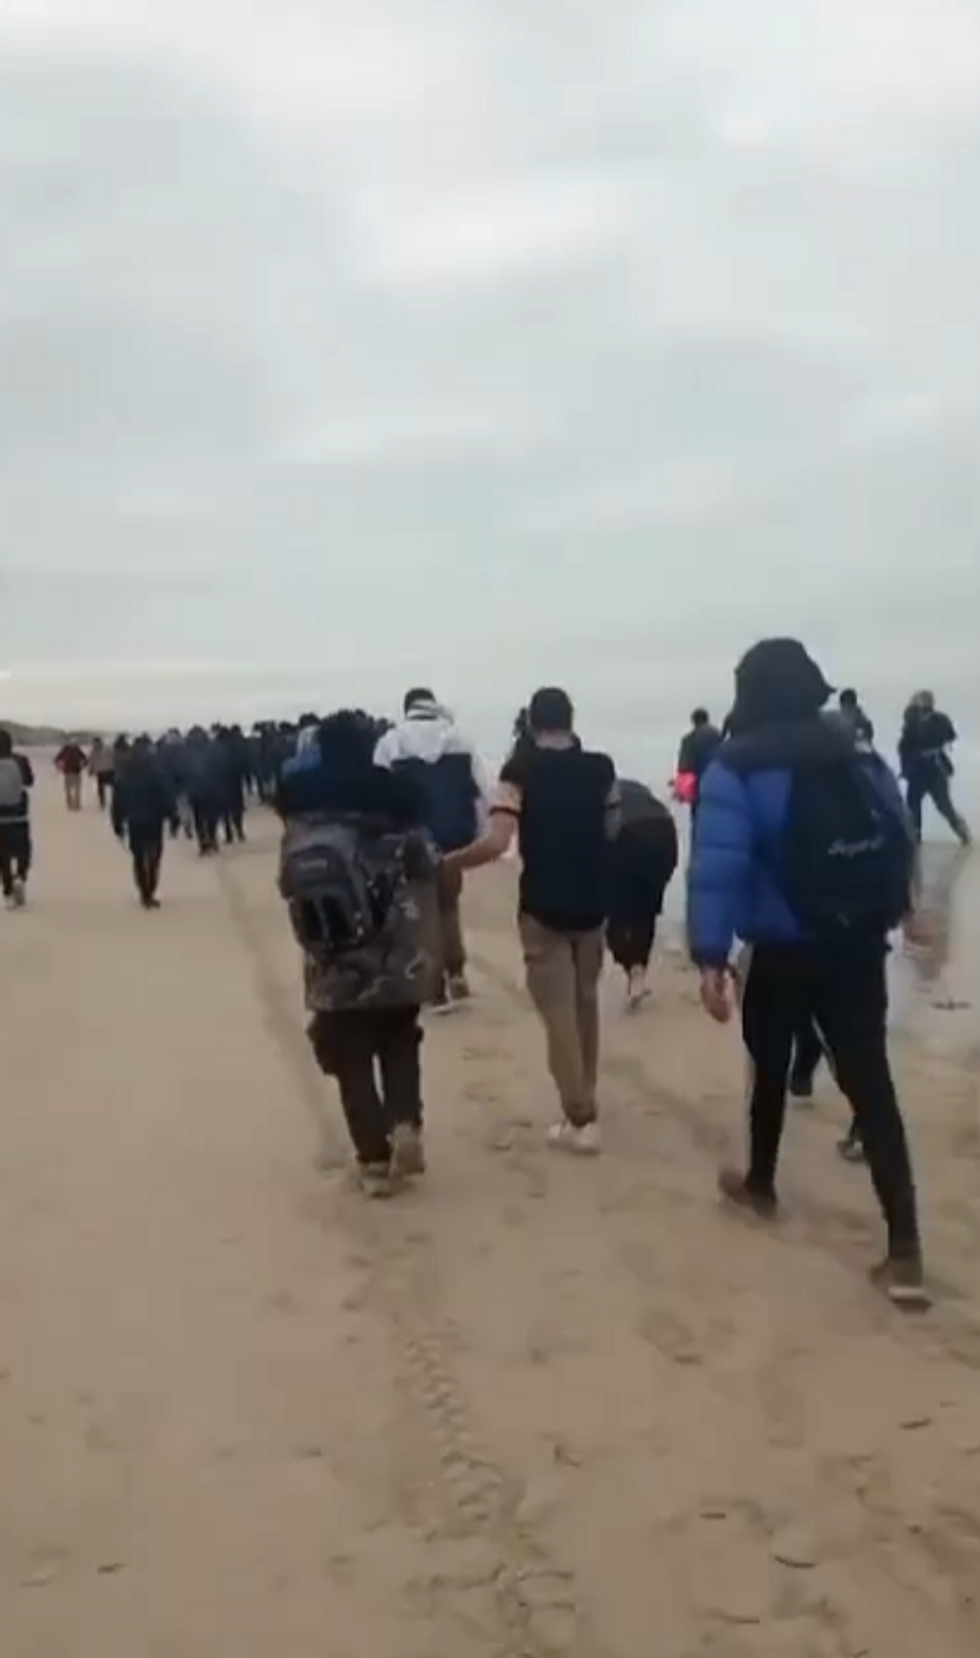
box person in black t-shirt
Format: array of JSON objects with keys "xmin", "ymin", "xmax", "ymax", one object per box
[{"xmin": 444, "ymin": 687, "xmax": 619, "ymax": 1155}]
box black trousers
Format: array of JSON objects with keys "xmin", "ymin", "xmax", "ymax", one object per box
[
  {"xmin": 192, "ymin": 800, "xmax": 219, "ymax": 854},
  {"xmin": 96, "ymin": 773, "xmax": 114, "ymax": 811},
  {"xmin": 221, "ymin": 805, "xmax": 245, "ymax": 844},
  {"xmin": 308, "ymin": 1006, "xmax": 423, "ymax": 1167},
  {"xmin": 607, "ymin": 915, "xmax": 657, "ymax": 972},
  {"xmin": 0, "ymin": 821, "xmax": 31, "ymax": 897},
  {"xmin": 129, "ymin": 826, "xmax": 163, "ymax": 903},
  {"xmin": 906, "ymin": 769, "xmax": 969, "ymax": 843},
  {"xmin": 741, "ymin": 938, "xmax": 919, "ymax": 1258},
  {"xmin": 790, "ymin": 1011, "xmax": 825, "ymax": 1088}
]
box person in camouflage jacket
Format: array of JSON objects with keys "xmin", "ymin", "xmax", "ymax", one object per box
[{"xmin": 277, "ymin": 711, "xmax": 440, "ymax": 1195}]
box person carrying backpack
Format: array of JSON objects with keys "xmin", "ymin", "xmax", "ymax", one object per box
[
  {"xmin": 374, "ymin": 690, "xmax": 491, "ymax": 1011},
  {"xmin": 277, "ymin": 711, "xmax": 440, "ymax": 1197},
  {"xmin": 607, "ymin": 781, "xmax": 678, "ymax": 1008},
  {"xmin": 688, "ymin": 638, "xmax": 928, "ymax": 1307},
  {"xmin": 0, "ymin": 728, "xmax": 34, "ymax": 910}
]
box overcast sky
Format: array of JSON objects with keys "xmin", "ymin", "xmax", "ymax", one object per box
[{"xmin": 1, "ymin": 0, "xmax": 979, "ymax": 749}]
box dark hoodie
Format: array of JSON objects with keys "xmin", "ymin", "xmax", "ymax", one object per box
[{"xmin": 113, "ymin": 745, "xmax": 175, "ymax": 836}]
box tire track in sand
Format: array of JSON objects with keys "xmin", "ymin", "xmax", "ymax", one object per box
[{"xmin": 215, "ymin": 856, "xmax": 614, "ymax": 1658}]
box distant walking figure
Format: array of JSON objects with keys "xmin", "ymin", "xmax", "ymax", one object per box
[
  {"xmin": 55, "ymin": 740, "xmax": 88, "ymax": 812},
  {"xmin": 0, "ymin": 728, "xmax": 34, "ymax": 910},
  {"xmin": 112, "ymin": 737, "xmax": 177, "ymax": 908},
  {"xmin": 88, "ymin": 738, "xmax": 115, "ymax": 811},
  {"xmin": 899, "ymin": 691, "xmax": 970, "ymax": 845}
]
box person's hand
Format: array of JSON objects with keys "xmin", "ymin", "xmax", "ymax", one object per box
[
  {"xmin": 902, "ymin": 908, "xmax": 937, "ymax": 952},
  {"xmin": 699, "ymin": 966, "xmax": 734, "ymax": 1024}
]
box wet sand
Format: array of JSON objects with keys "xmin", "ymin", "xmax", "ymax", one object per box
[{"xmin": 3, "ymin": 779, "xmax": 980, "ymax": 1657}]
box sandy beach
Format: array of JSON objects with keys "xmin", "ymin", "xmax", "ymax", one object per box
[{"xmin": 3, "ymin": 776, "xmax": 980, "ymax": 1658}]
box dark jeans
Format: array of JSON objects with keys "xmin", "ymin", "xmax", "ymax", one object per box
[
  {"xmin": 96, "ymin": 773, "xmax": 114, "ymax": 811},
  {"xmin": 308, "ymin": 1006, "xmax": 423, "ymax": 1167},
  {"xmin": 741, "ymin": 938, "xmax": 919, "ymax": 1258},
  {"xmin": 0, "ymin": 821, "xmax": 31, "ymax": 897},
  {"xmin": 222, "ymin": 806, "xmax": 245, "ymax": 845},
  {"xmin": 906, "ymin": 768, "xmax": 969, "ymax": 844},
  {"xmin": 192, "ymin": 800, "xmax": 219, "ymax": 854},
  {"xmin": 607, "ymin": 915, "xmax": 656, "ymax": 972},
  {"xmin": 129, "ymin": 826, "xmax": 163, "ymax": 904},
  {"xmin": 790, "ymin": 1010, "xmax": 825, "ymax": 1089}
]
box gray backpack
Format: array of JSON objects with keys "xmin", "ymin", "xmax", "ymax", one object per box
[
  {"xmin": 0, "ymin": 757, "xmax": 26, "ymax": 813},
  {"xmin": 279, "ymin": 817, "xmax": 388, "ymax": 963}
]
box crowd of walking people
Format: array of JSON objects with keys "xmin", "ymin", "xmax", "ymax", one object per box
[{"xmin": 0, "ymin": 646, "xmax": 972, "ymax": 1307}]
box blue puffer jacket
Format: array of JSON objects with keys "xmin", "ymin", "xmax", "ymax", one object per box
[{"xmin": 687, "ymin": 718, "xmax": 909, "ymax": 967}]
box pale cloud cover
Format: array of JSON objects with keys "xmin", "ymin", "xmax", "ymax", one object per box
[{"xmin": 1, "ymin": 0, "xmax": 978, "ymax": 764}]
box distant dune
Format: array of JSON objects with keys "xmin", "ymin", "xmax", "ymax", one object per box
[{"xmin": 0, "ymin": 720, "xmax": 72, "ymax": 746}]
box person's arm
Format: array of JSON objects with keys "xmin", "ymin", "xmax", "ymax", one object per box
[
  {"xmin": 17, "ymin": 756, "xmax": 34, "ymax": 788},
  {"xmin": 604, "ymin": 772, "xmax": 622, "ymax": 839},
  {"xmin": 936, "ymin": 714, "xmax": 957, "ymax": 746},
  {"xmin": 443, "ymin": 771, "xmax": 520, "ymax": 872},
  {"xmin": 686, "ymin": 761, "xmax": 754, "ymax": 1019},
  {"xmin": 469, "ymin": 748, "xmax": 494, "ymax": 834}
]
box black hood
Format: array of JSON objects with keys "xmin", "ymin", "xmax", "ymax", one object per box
[{"xmin": 729, "ymin": 638, "xmax": 835, "ymax": 736}]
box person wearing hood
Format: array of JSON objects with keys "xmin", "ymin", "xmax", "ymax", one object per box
[
  {"xmin": 0, "ymin": 727, "xmax": 34, "ymax": 910},
  {"xmin": 112, "ymin": 735, "xmax": 178, "ymax": 908},
  {"xmin": 277, "ymin": 710, "xmax": 440, "ymax": 1196},
  {"xmin": 183, "ymin": 727, "xmax": 222, "ymax": 855},
  {"xmin": 374, "ymin": 689, "xmax": 491, "ymax": 1010},
  {"xmin": 898, "ymin": 690, "xmax": 970, "ymax": 846},
  {"xmin": 688, "ymin": 637, "xmax": 927, "ymax": 1306}
]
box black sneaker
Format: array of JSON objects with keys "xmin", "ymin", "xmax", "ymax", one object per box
[
  {"xmin": 789, "ymin": 1075, "xmax": 814, "ymax": 1102},
  {"xmin": 718, "ymin": 1166, "xmax": 778, "ymax": 1219},
  {"xmin": 869, "ymin": 1255, "xmax": 930, "ymax": 1309}
]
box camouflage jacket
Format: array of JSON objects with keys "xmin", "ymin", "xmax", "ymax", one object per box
[{"xmin": 291, "ymin": 816, "xmax": 440, "ymax": 1014}]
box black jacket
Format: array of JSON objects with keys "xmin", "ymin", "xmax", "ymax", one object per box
[
  {"xmin": 899, "ymin": 709, "xmax": 956, "ymax": 780},
  {"xmin": 677, "ymin": 724, "xmax": 722, "ymax": 778},
  {"xmin": 113, "ymin": 755, "xmax": 175, "ymax": 834}
]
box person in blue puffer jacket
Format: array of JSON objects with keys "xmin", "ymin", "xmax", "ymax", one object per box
[{"xmin": 687, "ymin": 637, "xmax": 928, "ymax": 1308}]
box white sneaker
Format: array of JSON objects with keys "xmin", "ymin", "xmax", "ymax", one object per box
[
  {"xmin": 11, "ymin": 878, "xmax": 26, "ymax": 908},
  {"xmin": 547, "ymin": 1120, "xmax": 601, "ymax": 1156},
  {"xmin": 390, "ymin": 1122, "xmax": 426, "ymax": 1178},
  {"xmin": 358, "ymin": 1162, "xmax": 394, "ymax": 1199},
  {"xmin": 3, "ymin": 895, "xmax": 16, "ymax": 912},
  {"xmin": 627, "ymin": 968, "xmax": 650, "ymax": 1010}
]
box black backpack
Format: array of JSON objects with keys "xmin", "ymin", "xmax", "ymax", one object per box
[
  {"xmin": 777, "ymin": 759, "xmax": 913, "ymax": 936},
  {"xmin": 279, "ymin": 818, "xmax": 398, "ymax": 962}
]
